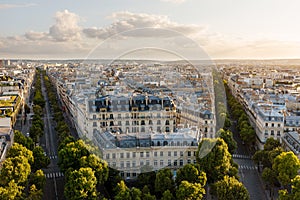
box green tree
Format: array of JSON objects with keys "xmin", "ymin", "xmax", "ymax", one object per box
[
  {"xmin": 218, "ymin": 129, "xmax": 237, "ymax": 154},
  {"xmin": 263, "ymin": 137, "xmax": 281, "ymax": 151},
  {"xmin": 29, "ymin": 169, "xmax": 46, "ymax": 190},
  {"xmin": 0, "ymin": 180, "xmax": 24, "ymax": 200},
  {"xmin": 0, "ymin": 156, "xmax": 31, "ymax": 185},
  {"xmin": 114, "ymin": 180, "xmax": 131, "ymax": 200},
  {"xmin": 58, "ymin": 139, "xmax": 90, "ymax": 172},
  {"xmin": 131, "ymin": 187, "xmax": 142, "ymax": 200},
  {"xmin": 32, "ymin": 146, "xmax": 50, "ymax": 170},
  {"xmin": 155, "ymin": 168, "xmax": 175, "ymax": 197},
  {"xmin": 136, "ymin": 170, "xmax": 156, "ymax": 194},
  {"xmin": 64, "ymin": 167, "xmax": 98, "ymax": 200},
  {"xmin": 279, "ymin": 175, "xmax": 300, "ymax": 200},
  {"xmin": 262, "ymin": 167, "xmax": 278, "ymax": 198},
  {"xmin": 214, "ymin": 176, "xmax": 249, "ymax": 200},
  {"xmin": 7, "ymin": 143, "xmax": 34, "ymax": 165},
  {"xmin": 79, "ymin": 154, "xmax": 108, "ymax": 185},
  {"xmin": 14, "ymin": 130, "xmax": 34, "ymax": 150},
  {"xmin": 196, "ymin": 138, "xmax": 236, "ymax": 183},
  {"xmin": 273, "ymin": 151, "xmax": 300, "ymax": 188},
  {"xmin": 161, "ymin": 190, "xmax": 173, "ymax": 200},
  {"xmin": 26, "ymin": 184, "xmax": 43, "ymax": 200},
  {"xmin": 33, "ymin": 105, "xmax": 43, "ymax": 116},
  {"xmin": 175, "ymin": 164, "xmax": 207, "ymax": 186},
  {"xmin": 176, "ymin": 181, "xmax": 205, "ymax": 200}
]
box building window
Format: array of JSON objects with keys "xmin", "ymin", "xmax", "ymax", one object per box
[
  {"xmin": 168, "ymin": 160, "xmax": 171, "ymax": 166},
  {"xmin": 140, "ymin": 161, "xmax": 144, "ymax": 166},
  {"xmin": 188, "ymin": 151, "xmax": 191, "ymax": 156},
  {"xmin": 126, "ymin": 173, "xmax": 130, "ymax": 178},
  {"xmin": 272, "ymin": 123, "xmax": 274, "ymax": 127},
  {"xmin": 132, "ymin": 152, "xmax": 136, "ymax": 158},
  {"xmin": 132, "ymin": 161, "xmax": 136, "ymax": 167},
  {"xmin": 105, "ymin": 154, "xmax": 110, "ymax": 159},
  {"xmin": 157, "ymin": 120, "xmax": 161, "ymax": 125},
  {"xmin": 120, "ymin": 161, "xmax": 124, "ymax": 168},
  {"xmin": 118, "ymin": 121, "xmax": 122, "ymax": 126},
  {"xmin": 271, "ymin": 130, "xmax": 274, "ymax": 135},
  {"xmin": 126, "ymin": 161, "xmax": 130, "ymax": 168},
  {"xmin": 93, "ymin": 122, "xmax": 97, "ymax": 127},
  {"xmin": 180, "ymin": 151, "xmax": 184, "ymax": 156},
  {"xmin": 174, "ymin": 151, "xmax": 177, "ymax": 157},
  {"xmin": 112, "ymin": 162, "xmax": 116, "ymax": 167},
  {"xmin": 120, "ymin": 153, "xmax": 124, "ymax": 159},
  {"xmin": 165, "ymin": 120, "xmax": 170, "ymax": 125},
  {"xmin": 112, "ymin": 153, "xmax": 116, "ymax": 159},
  {"xmin": 126, "ymin": 152, "xmax": 130, "ymax": 158},
  {"xmin": 154, "ymin": 160, "xmax": 158, "ymax": 166},
  {"xmin": 154, "ymin": 152, "xmax": 157, "ymax": 157},
  {"xmin": 160, "ymin": 160, "xmax": 164, "ymax": 166},
  {"xmin": 126, "ymin": 121, "xmax": 129, "ymax": 125},
  {"xmin": 168, "ymin": 151, "xmax": 171, "ymax": 156},
  {"xmin": 278, "ymin": 124, "xmax": 281, "ymax": 127},
  {"xmin": 187, "ymin": 159, "xmax": 191, "ymax": 164},
  {"xmin": 93, "ymin": 115, "xmax": 96, "ymax": 119},
  {"xmin": 265, "ymin": 130, "xmax": 268, "ymax": 136},
  {"xmin": 160, "ymin": 151, "xmax": 163, "ymax": 157},
  {"xmin": 149, "ymin": 120, "xmax": 153, "ymax": 125},
  {"xmin": 146, "ymin": 152, "xmax": 150, "ymax": 158},
  {"xmin": 277, "ymin": 131, "xmax": 281, "ymax": 136},
  {"xmin": 146, "ymin": 160, "xmax": 150, "ymax": 166},
  {"xmin": 265, "ymin": 123, "xmax": 268, "ymax": 127},
  {"xmin": 118, "ymin": 114, "xmax": 121, "ymax": 118},
  {"xmin": 180, "ymin": 159, "xmax": 183, "ymax": 166},
  {"xmin": 140, "ymin": 152, "xmax": 144, "ymax": 158},
  {"xmin": 174, "ymin": 160, "xmax": 177, "ymax": 166}
]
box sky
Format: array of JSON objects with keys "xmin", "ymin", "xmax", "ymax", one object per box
[{"xmin": 1, "ymin": 0, "xmax": 300, "ymax": 60}]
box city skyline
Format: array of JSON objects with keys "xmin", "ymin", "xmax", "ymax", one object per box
[{"xmin": 1, "ymin": 0, "xmax": 300, "ymax": 59}]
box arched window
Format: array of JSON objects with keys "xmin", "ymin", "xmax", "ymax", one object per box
[
  {"xmin": 163, "ymin": 141, "xmax": 168, "ymax": 146},
  {"xmin": 157, "ymin": 141, "xmax": 161, "ymax": 146}
]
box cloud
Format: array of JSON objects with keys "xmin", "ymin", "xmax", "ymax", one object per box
[
  {"xmin": 83, "ymin": 11, "xmax": 204, "ymax": 39},
  {"xmin": 2, "ymin": 10, "xmax": 300, "ymax": 59},
  {"xmin": 49, "ymin": 10, "xmax": 81, "ymax": 41},
  {"xmin": 24, "ymin": 10, "xmax": 81, "ymax": 42},
  {"xmin": 0, "ymin": 3, "xmax": 36, "ymax": 9}
]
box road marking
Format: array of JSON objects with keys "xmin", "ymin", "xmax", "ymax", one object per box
[
  {"xmin": 232, "ymin": 154, "xmax": 251, "ymax": 159},
  {"xmin": 239, "ymin": 165, "xmax": 257, "ymax": 170}
]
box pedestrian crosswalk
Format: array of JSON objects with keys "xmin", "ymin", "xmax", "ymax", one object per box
[
  {"xmin": 232, "ymin": 154, "xmax": 251, "ymax": 159},
  {"xmin": 45, "ymin": 172, "xmax": 64, "ymax": 179},
  {"xmin": 49, "ymin": 155, "xmax": 57, "ymax": 159},
  {"xmin": 239, "ymin": 165, "xmax": 257, "ymax": 170},
  {"xmin": 46, "ymin": 152, "xmax": 58, "ymax": 159}
]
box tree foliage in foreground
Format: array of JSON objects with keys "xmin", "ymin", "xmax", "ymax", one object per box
[
  {"xmin": 64, "ymin": 167, "xmax": 98, "ymax": 200},
  {"xmin": 196, "ymin": 138, "xmax": 238, "ymax": 183},
  {"xmin": 214, "ymin": 175, "xmax": 249, "ymax": 200}
]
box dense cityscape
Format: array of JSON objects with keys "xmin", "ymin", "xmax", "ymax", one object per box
[
  {"xmin": 1, "ymin": 1, "xmax": 300, "ymax": 200},
  {"xmin": 0, "ymin": 59, "xmax": 299, "ymax": 200}
]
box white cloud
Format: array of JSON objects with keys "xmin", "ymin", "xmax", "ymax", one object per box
[
  {"xmin": 83, "ymin": 11, "xmax": 204, "ymax": 39},
  {"xmin": 0, "ymin": 3, "xmax": 36, "ymax": 9},
  {"xmin": 1, "ymin": 10, "xmax": 300, "ymax": 59},
  {"xmin": 49, "ymin": 10, "xmax": 82, "ymax": 41}
]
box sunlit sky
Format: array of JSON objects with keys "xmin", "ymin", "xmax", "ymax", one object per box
[{"xmin": 1, "ymin": 0, "xmax": 300, "ymax": 60}]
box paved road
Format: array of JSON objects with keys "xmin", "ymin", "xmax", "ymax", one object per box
[
  {"xmin": 230, "ymin": 121, "xmax": 267, "ymax": 200},
  {"xmin": 40, "ymin": 74, "xmax": 64, "ymax": 200}
]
